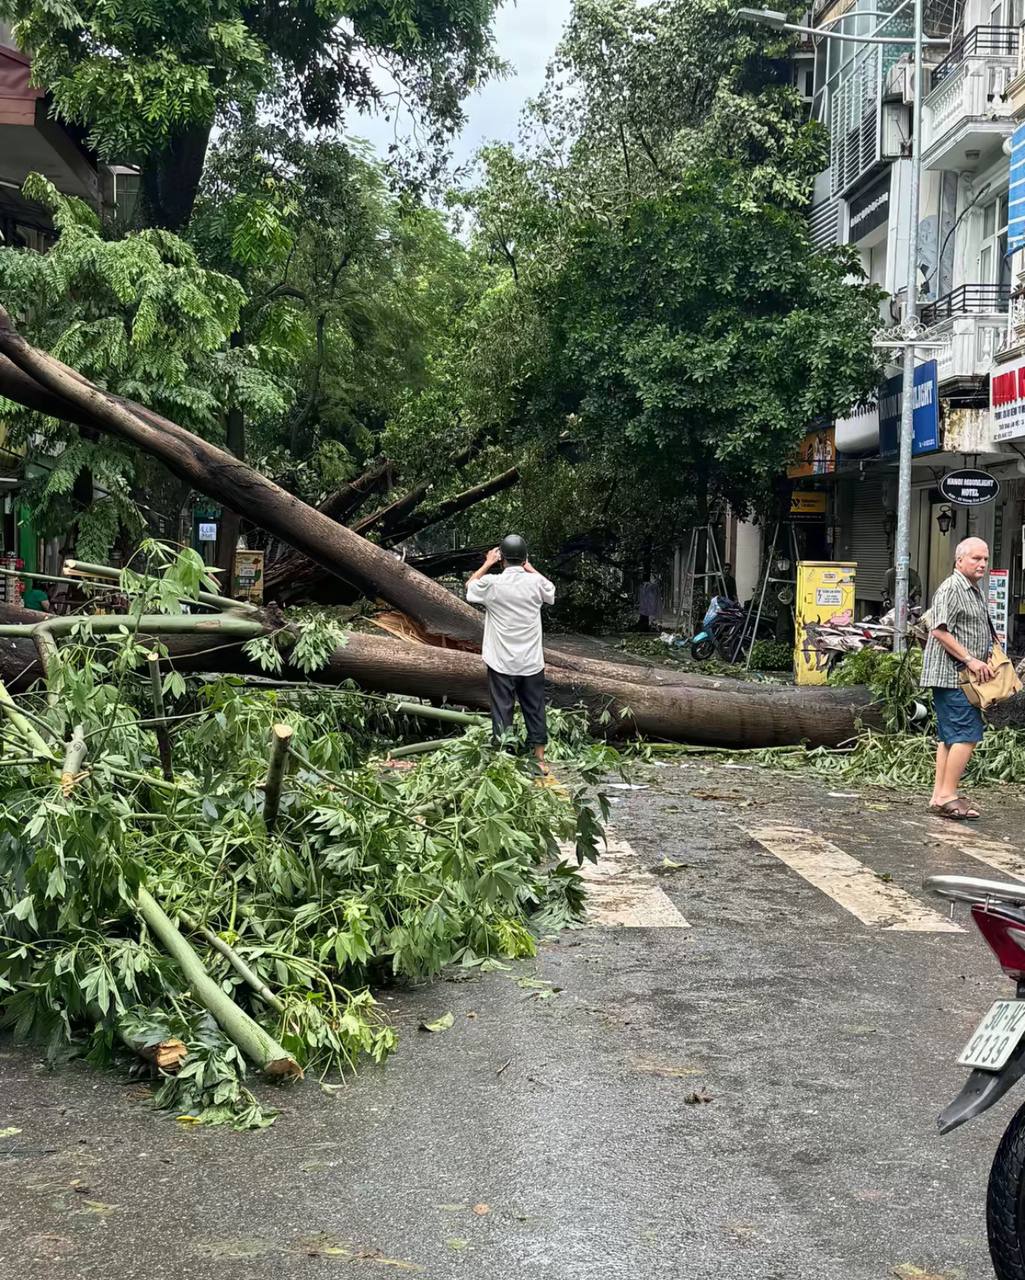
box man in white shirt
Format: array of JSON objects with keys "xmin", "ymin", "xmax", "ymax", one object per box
[{"xmin": 466, "ymin": 534, "xmax": 556, "ymax": 771}]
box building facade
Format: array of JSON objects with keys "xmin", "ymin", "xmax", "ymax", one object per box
[{"xmin": 796, "ymin": 0, "xmax": 1025, "ymax": 644}]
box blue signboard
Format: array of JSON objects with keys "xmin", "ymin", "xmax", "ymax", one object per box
[
  {"xmin": 1010, "ymin": 123, "xmax": 1025, "ymax": 256},
  {"xmin": 878, "ymin": 359, "xmax": 939, "ymax": 456}
]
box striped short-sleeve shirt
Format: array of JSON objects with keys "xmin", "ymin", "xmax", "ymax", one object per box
[{"xmin": 920, "ymin": 570, "xmax": 994, "ymax": 689}]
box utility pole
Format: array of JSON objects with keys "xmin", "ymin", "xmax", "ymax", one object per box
[{"xmin": 892, "ymin": 0, "xmax": 925, "ymax": 653}]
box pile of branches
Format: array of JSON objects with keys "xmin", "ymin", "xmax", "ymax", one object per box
[{"xmin": 0, "ymin": 549, "xmax": 610, "ymax": 1128}]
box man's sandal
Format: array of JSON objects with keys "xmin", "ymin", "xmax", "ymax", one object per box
[{"xmin": 936, "ymin": 798, "xmax": 981, "ymax": 821}]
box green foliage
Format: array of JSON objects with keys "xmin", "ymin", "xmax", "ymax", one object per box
[
  {"xmin": 829, "ymin": 647, "xmax": 924, "ymax": 733},
  {"xmin": 540, "ymin": 180, "xmax": 882, "ymax": 526},
  {"xmin": 392, "ymin": 0, "xmax": 882, "ymax": 577},
  {"xmin": 0, "ymin": 558, "xmax": 610, "ymax": 1128},
  {"xmin": 0, "ymin": 177, "xmax": 289, "ymax": 559},
  {"xmin": 751, "ymin": 726, "xmax": 1025, "ymax": 791},
  {"xmin": 748, "ymin": 641, "xmax": 791, "ymax": 673},
  {"xmin": 0, "ymin": 0, "xmax": 502, "ymax": 184}
]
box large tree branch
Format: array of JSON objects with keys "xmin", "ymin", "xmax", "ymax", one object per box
[
  {"xmin": 0, "ymin": 604, "xmax": 880, "ymax": 748},
  {"xmin": 0, "ymin": 310, "xmax": 485, "ymax": 646},
  {"xmin": 384, "ymin": 466, "xmax": 520, "ymax": 545}
]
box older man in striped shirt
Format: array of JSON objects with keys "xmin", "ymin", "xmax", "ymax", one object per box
[{"xmin": 921, "ymin": 537, "xmax": 994, "ymax": 821}]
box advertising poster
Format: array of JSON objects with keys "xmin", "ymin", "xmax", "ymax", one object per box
[
  {"xmin": 794, "ymin": 562, "xmax": 857, "ymax": 686},
  {"xmin": 988, "ymin": 568, "xmax": 1010, "ymax": 648},
  {"xmin": 787, "ymin": 426, "xmax": 836, "ymax": 479},
  {"xmin": 233, "ymin": 550, "xmax": 265, "ymax": 605}
]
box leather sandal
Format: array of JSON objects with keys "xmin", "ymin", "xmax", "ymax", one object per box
[{"xmin": 937, "ymin": 798, "xmax": 980, "ymax": 821}]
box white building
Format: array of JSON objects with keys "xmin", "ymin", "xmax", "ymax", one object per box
[{"xmin": 804, "ymin": 0, "xmax": 1025, "ymax": 640}]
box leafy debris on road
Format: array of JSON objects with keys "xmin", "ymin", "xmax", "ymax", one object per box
[
  {"xmin": 0, "ymin": 551, "xmax": 613, "ymax": 1129},
  {"xmin": 419, "ymin": 1012, "xmax": 455, "ymax": 1034}
]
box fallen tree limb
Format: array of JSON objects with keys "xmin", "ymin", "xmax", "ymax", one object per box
[
  {"xmin": 0, "ymin": 312, "xmax": 486, "ymax": 646},
  {"xmin": 186, "ymin": 922, "xmax": 286, "ymax": 1015},
  {"xmin": 0, "ymin": 604, "xmax": 879, "ymax": 748},
  {"xmin": 319, "ymin": 458, "xmax": 393, "ymax": 524},
  {"xmin": 136, "ymin": 885, "xmax": 301, "ymax": 1079},
  {"xmin": 385, "ymin": 467, "xmax": 521, "ymax": 546},
  {"xmin": 66, "ymin": 559, "xmax": 252, "ymax": 614}
]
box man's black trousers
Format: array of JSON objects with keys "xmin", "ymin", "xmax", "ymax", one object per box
[{"xmin": 486, "ymin": 667, "xmax": 548, "ymax": 746}]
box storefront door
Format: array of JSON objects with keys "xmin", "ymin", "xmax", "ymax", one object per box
[{"xmin": 927, "ymin": 501, "xmax": 957, "ymax": 597}]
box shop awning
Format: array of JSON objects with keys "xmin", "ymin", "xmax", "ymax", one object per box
[{"xmin": 0, "ymin": 45, "xmax": 42, "ymax": 127}]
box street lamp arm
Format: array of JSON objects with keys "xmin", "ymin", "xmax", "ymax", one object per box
[{"xmin": 736, "ymin": 8, "xmax": 947, "ymax": 44}]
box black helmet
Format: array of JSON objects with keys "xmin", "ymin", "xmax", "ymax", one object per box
[{"xmin": 500, "ymin": 533, "xmax": 527, "ymax": 564}]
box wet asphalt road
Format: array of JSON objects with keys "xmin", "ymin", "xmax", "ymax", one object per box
[{"xmin": 0, "ymin": 761, "xmax": 1017, "ymax": 1280}]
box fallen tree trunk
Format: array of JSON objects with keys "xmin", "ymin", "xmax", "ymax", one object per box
[
  {"xmin": 0, "ymin": 320, "xmax": 880, "ymax": 747},
  {"xmin": 0, "ymin": 317, "xmax": 486, "ymax": 646},
  {"xmin": 0, "ymin": 606, "xmax": 880, "ymax": 747}
]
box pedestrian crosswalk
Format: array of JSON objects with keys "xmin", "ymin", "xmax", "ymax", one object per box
[
  {"xmin": 744, "ymin": 824, "xmax": 963, "ymax": 933},
  {"xmin": 921, "ymin": 824, "xmax": 1025, "ymax": 882},
  {"xmin": 558, "ymin": 835, "xmax": 690, "ymax": 929},
  {"xmin": 575, "ymin": 814, "xmax": 1025, "ymax": 934}
]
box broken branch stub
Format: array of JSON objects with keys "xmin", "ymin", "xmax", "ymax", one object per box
[{"xmin": 263, "ymin": 723, "xmax": 293, "ymax": 831}]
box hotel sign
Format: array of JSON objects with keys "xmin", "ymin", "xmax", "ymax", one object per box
[{"xmin": 879, "ymin": 360, "xmax": 940, "ymax": 456}]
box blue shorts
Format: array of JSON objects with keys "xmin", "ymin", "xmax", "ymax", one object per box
[{"xmin": 932, "ymin": 686, "xmax": 985, "ymax": 745}]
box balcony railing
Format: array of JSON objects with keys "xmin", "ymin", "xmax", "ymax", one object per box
[
  {"xmin": 933, "ymin": 25, "xmax": 1020, "ymax": 85},
  {"xmin": 921, "ymin": 283, "xmax": 1011, "ymax": 325}
]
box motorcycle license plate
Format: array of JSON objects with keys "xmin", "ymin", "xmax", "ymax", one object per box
[{"xmin": 959, "ymin": 1000, "xmax": 1025, "ymax": 1072}]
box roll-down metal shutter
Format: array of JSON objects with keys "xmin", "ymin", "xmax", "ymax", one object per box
[{"xmin": 848, "ymin": 475, "xmax": 890, "ymax": 600}]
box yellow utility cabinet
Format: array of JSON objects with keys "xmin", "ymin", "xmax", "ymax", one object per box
[{"xmin": 794, "ymin": 561, "xmax": 856, "ymax": 686}]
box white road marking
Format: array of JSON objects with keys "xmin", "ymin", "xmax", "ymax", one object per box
[
  {"xmin": 744, "ymin": 825, "xmax": 963, "ymax": 932},
  {"xmin": 559, "ymin": 835, "xmax": 690, "ymax": 929},
  {"xmin": 925, "ymin": 825, "xmax": 1025, "ymax": 882}
]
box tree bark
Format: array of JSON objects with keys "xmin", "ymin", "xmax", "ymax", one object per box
[
  {"xmin": 0, "ymin": 605, "xmax": 880, "ymax": 748},
  {"xmin": 0, "ymin": 315, "xmax": 486, "ymax": 647},
  {"xmin": 262, "ymin": 457, "xmax": 393, "ymax": 602},
  {"xmin": 321, "ymin": 458, "xmax": 393, "ymax": 523}
]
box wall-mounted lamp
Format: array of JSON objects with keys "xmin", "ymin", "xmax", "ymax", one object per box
[{"xmin": 936, "ymin": 507, "xmax": 955, "ymax": 536}]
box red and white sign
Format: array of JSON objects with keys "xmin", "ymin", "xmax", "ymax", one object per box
[{"xmin": 991, "ymin": 356, "xmax": 1025, "ymax": 443}]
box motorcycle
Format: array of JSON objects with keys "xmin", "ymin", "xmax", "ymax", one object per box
[
  {"xmin": 689, "ymin": 596, "xmax": 775, "ymax": 663},
  {"xmin": 798, "ymin": 605, "xmax": 924, "ymax": 675},
  {"xmin": 925, "ymin": 874, "xmax": 1025, "ymax": 1279}
]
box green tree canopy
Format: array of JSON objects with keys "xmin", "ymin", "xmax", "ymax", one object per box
[{"xmin": 0, "ymin": 0, "xmax": 503, "ymax": 226}]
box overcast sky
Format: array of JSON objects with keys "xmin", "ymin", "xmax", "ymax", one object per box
[{"xmin": 352, "ymin": 0, "xmax": 573, "ymax": 169}]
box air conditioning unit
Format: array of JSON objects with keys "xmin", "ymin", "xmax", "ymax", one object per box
[
  {"xmin": 884, "ymin": 57, "xmax": 913, "ymax": 103},
  {"xmin": 882, "ymin": 102, "xmax": 911, "ymax": 158}
]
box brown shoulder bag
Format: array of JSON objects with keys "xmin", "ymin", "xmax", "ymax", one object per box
[{"xmin": 959, "ymin": 614, "xmax": 1022, "ymax": 710}]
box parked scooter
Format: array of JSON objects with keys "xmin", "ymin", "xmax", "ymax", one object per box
[
  {"xmin": 690, "ymin": 596, "xmax": 774, "ymax": 663},
  {"xmin": 798, "ymin": 605, "xmax": 924, "ymax": 674},
  {"xmin": 925, "ymin": 874, "xmax": 1025, "ymax": 1279}
]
